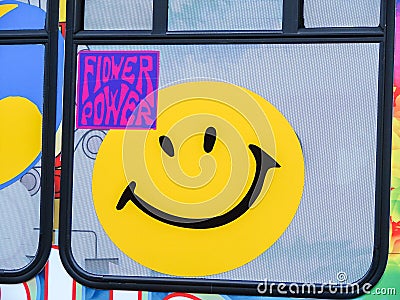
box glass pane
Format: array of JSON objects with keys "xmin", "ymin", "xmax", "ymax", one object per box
[
  {"xmin": 168, "ymin": 0, "xmax": 283, "ymax": 31},
  {"xmin": 70, "ymin": 43, "xmax": 380, "ymax": 284},
  {"xmin": 0, "ymin": 0, "xmax": 45, "ymax": 30},
  {"xmin": 0, "ymin": 44, "xmax": 45, "ymax": 270},
  {"xmin": 303, "ymin": 0, "xmax": 381, "ymax": 28},
  {"xmin": 84, "ymin": 0, "xmax": 153, "ymax": 30}
]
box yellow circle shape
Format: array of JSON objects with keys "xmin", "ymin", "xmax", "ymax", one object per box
[
  {"xmin": 92, "ymin": 81, "xmax": 304, "ymax": 276},
  {"xmin": 0, "ymin": 96, "xmax": 42, "ymax": 186}
]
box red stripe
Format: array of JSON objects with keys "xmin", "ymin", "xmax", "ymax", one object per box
[
  {"xmin": 164, "ymin": 293, "xmax": 201, "ymax": 300},
  {"xmin": 72, "ymin": 280, "xmax": 77, "ymax": 300},
  {"xmin": 44, "ymin": 263, "xmax": 49, "ymax": 300},
  {"xmin": 23, "ymin": 282, "xmax": 31, "ymax": 300}
]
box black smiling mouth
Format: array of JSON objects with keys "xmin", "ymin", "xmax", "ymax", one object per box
[{"xmin": 116, "ymin": 138, "xmax": 280, "ymax": 229}]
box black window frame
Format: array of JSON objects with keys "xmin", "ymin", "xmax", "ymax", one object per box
[
  {"xmin": 59, "ymin": 0, "xmax": 395, "ymax": 297},
  {"xmin": 0, "ymin": 0, "xmax": 60, "ymax": 283}
]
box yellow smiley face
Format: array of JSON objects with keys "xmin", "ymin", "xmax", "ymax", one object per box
[
  {"xmin": 92, "ymin": 81, "xmax": 304, "ymax": 276},
  {"xmin": 0, "ymin": 96, "xmax": 42, "ymax": 188}
]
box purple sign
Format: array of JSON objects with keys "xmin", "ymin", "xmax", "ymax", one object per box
[{"xmin": 76, "ymin": 51, "xmax": 159, "ymax": 129}]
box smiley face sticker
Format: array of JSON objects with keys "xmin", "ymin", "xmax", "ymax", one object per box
[{"xmin": 92, "ymin": 81, "xmax": 304, "ymax": 276}]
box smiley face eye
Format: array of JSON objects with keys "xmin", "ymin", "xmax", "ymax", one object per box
[
  {"xmin": 159, "ymin": 135, "xmax": 175, "ymax": 157},
  {"xmin": 203, "ymin": 127, "xmax": 216, "ymax": 153}
]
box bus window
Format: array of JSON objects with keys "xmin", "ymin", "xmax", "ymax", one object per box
[
  {"xmin": 0, "ymin": 0, "xmax": 62, "ymax": 283},
  {"xmin": 59, "ymin": 0, "xmax": 395, "ymax": 297}
]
